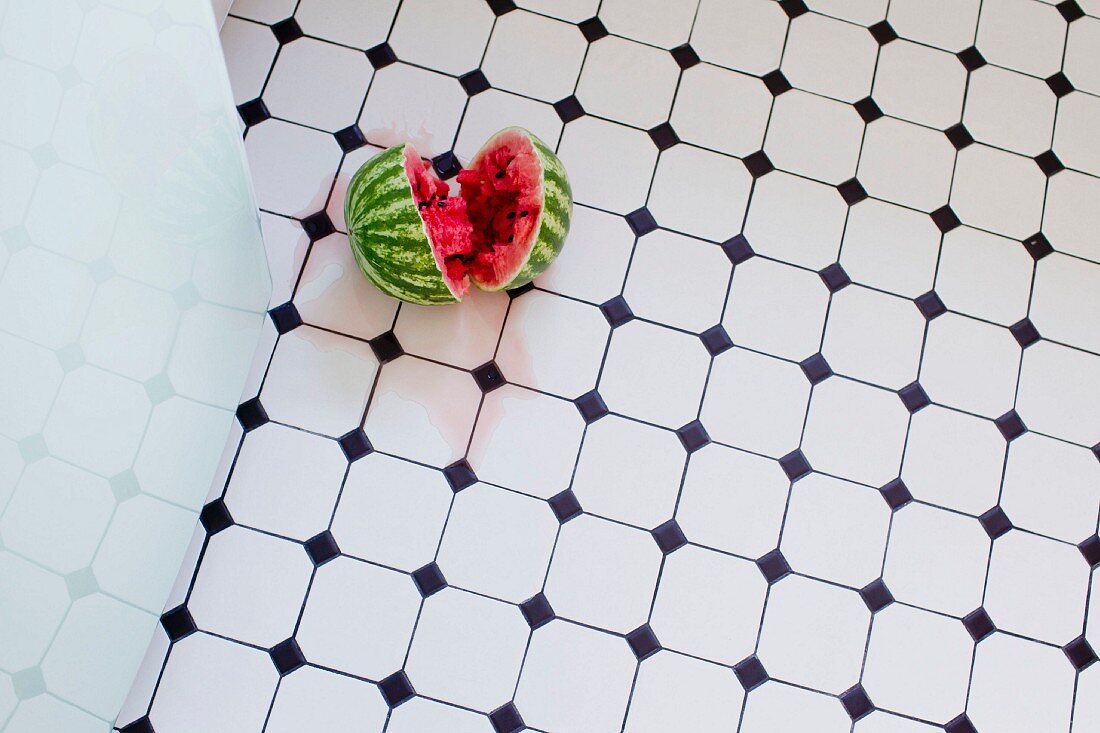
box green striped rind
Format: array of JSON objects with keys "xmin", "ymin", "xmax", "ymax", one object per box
[
  {"xmin": 487, "ymin": 129, "xmax": 573, "ymax": 292},
  {"xmin": 344, "ymin": 144, "xmax": 458, "ymax": 305}
]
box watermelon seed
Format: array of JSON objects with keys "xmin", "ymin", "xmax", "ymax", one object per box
[
  {"xmin": 507, "ymin": 235, "xmax": 513, "ymax": 243},
  {"xmin": 507, "ymin": 211, "xmax": 515, "ymax": 219},
  {"xmin": 495, "ymin": 171, "xmax": 505, "ymax": 179},
  {"xmin": 418, "ymin": 202, "xmax": 430, "ymax": 209},
  {"xmin": 437, "ymin": 201, "xmax": 445, "ymax": 207}
]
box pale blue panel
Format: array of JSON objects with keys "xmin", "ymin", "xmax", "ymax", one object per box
[{"xmin": 0, "ymin": 0, "xmax": 270, "ymax": 729}]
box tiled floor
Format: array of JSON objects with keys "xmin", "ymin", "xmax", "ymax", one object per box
[{"xmin": 120, "ymin": 0, "xmax": 1100, "ymax": 731}]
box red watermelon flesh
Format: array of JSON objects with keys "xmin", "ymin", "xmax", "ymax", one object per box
[
  {"xmin": 404, "ymin": 151, "xmax": 473, "ymax": 298},
  {"xmin": 402, "ymin": 130, "xmax": 543, "ymax": 298}
]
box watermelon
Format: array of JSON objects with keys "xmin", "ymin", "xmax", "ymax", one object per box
[{"xmin": 344, "ymin": 127, "xmax": 572, "ymax": 305}]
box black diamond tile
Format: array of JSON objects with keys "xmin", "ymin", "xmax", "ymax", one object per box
[
  {"xmin": 733, "ymin": 655, "xmax": 769, "ymax": 691},
  {"xmin": 1079, "ymin": 534, "xmax": 1100, "ymax": 567},
  {"xmin": 957, "ymin": 46, "xmax": 986, "ymax": 71},
  {"xmin": 269, "ymin": 302, "xmax": 302, "ymax": 334},
  {"xmin": 963, "ymin": 607, "xmax": 996, "ymax": 641},
  {"xmin": 575, "ymin": 390, "xmax": 609, "ymax": 424},
  {"xmin": 837, "ymin": 178, "xmax": 868, "ymax": 205},
  {"xmin": 626, "ymin": 207, "xmax": 659, "ymax": 236},
  {"xmin": 487, "ymin": 0, "xmax": 517, "ymax": 16},
  {"xmin": 473, "ymin": 361, "xmax": 507, "ymax": 392},
  {"xmin": 600, "ymin": 295, "xmax": 634, "ymax": 328},
  {"xmin": 554, "ymin": 95, "xmax": 585, "ymax": 123},
  {"xmin": 379, "ymin": 670, "xmax": 415, "ymax": 707},
  {"xmin": 160, "ymin": 605, "xmax": 197, "ymax": 642},
  {"xmin": 338, "ymin": 428, "xmax": 373, "ymax": 462},
  {"xmin": 869, "ymin": 20, "xmax": 897, "ymax": 44},
  {"xmin": 301, "ymin": 210, "xmax": 335, "ymax": 241},
  {"xmin": 120, "ymin": 717, "xmax": 155, "ymax": 733},
  {"xmin": 671, "ymin": 43, "xmax": 700, "ymax": 69},
  {"xmin": 652, "ymin": 519, "xmax": 688, "ymax": 553},
  {"xmin": 915, "ymin": 290, "xmax": 947, "ymax": 319},
  {"xmin": 840, "ymin": 684, "xmax": 874, "ymax": 720},
  {"xmin": 945, "ymin": 714, "xmax": 978, "ymax": 733},
  {"xmin": 444, "ymin": 459, "xmax": 478, "ymax": 492},
  {"xmin": 1046, "ymin": 71, "xmax": 1075, "ymax": 97},
  {"xmin": 626, "ymin": 624, "xmax": 662, "ymax": 660},
  {"xmin": 1010, "ymin": 318, "xmax": 1041, "ymax": 347},
  {"xmin": 110, "ymin": 470, "xmax": 140, "ymax": 503},
  {"xmin": 174, "ymin": 282, "xmax": 199, "ymax": 309},
  {"xmin": 880, "ymin": 478, "xmax": 913, "ymax": 510},
  {"xmin": 11, "ymin": 666, "xmax": 44, "ymax": 700},
  {"xmin": 369, "ymin": 330, "xmax": 404, "ymax": 363},
  {"xmin": 116, "ymin": 716, "xmax": 161, "ymax": 733},
  {"xmin": 18, "ymin": 434, "xmax": 46, "ymax": 464},
  {"xmin": 721, "ymin": 234, "xmax": 755, "ymax": 264},
  {"xmin": 779, "ymin": 450, "xmax": 811, "ymax": 481},
  {"xmin": 271, "ymin": 17, "xmax": 303, "ymax": 44},
  {"xmin": 799, "ymin": 353, "xmax": 833, "ymax": 385},
  {"xmin": 779, "ymin": 0, "xmax": 809, "ymax": 18},
  {"xmin": 270, "ymin": 638, "xmax": 306, "ymax": 676},
  {"xmin": 945, "ymin": 123, "xmax": 975, "ymax": 150},
  {"xmin": 1035, "ymin": 149, "xmax": 1065, "ymax": 176},
  {"xmin": 1023, "ymin": 232, "xmax": 1054, "ymax": 260},
  {"xmin": 860, "ymin": 579, "xmax": 894, "ymax": 613},
  {"xmin": 119, "ymin": 719, "xmax": 155, "ymax": 733},
  {"xmin": 432, "ymin": 151, "xmax": 462, "ymax": 180},
  {"xmin": 236, "ymin": 397, "xmax": 269, "ymax": 432},
  {"xmin": 647, "ymin": 123, "xmax": 680, "ymax": 151},
  {"xmin": 1094, "ymin": 443, "xmax": 1100, "ymax": 461},
  {"xmin": 88, "ymin": 257, "xmax": 113, "ymax": 283},
  {"xmin": 519, "ymin": 593, "xmax": 555, "ymax": 629},
  {"xmin": 334, "ymin": 124, "xmax": 367, "ymax": 152},
  {"xmin": 1058, "ymin": 0, "xmax": 1086, "ymax": 22},
  {"xmin": 898, "ymin": 382, "xmax": 931, "ymax": 413},
  {"xmin": 700, "ymin": 325, "xmax": 733, "ymax": 356},
  {"xmin": 200, "ymin": 499, "xmax": 233, "ymax": 535},
  {"xmin": 366, "ymin": 42, "xmax": 397, "ymax": 69},
  {"xmin": 931, "ymin": 205, "xmax": 962, "ymax": 233},
  {"xmin": 979, "ymin": 505, "xmax": 1013, "ymax": 539},
  {"xmin": 304, "ymin": 530, "xmax": 340, "ymax": 566},
  {"xmin": 819, "ymin": 263, "xmax": 851, "ymax": 292},
  {"xmin": 508, "ymin": 282, "xmax": 535, "ymax": 299},
  {"xmin": 762, "ymin": 69, "xmax": 792, "ymax": 96},
  {"xmin": 995, "ymin": 410, "xmax": 1027, "ymax": 441},
  {"xmin": 743, "ymin": 150, "xmax": 774, "ymax": 178},
  {"xmin": 549, "ymin": 489, "xmax": 582, "ymax": 523},
  {"xmin": 412, "ymin": 562, "xmax": 447, "ymax": 597},
  {"xmin": 459, "ymin": 69, "xmax": 491, "ymax": 96},
  {"xmin": 676, "ymin": 421, "xmax": 710, "ymax": 453},
  {"xmin": 1065, "ymin": 635, "xmax": 1098, "ymax": 670},
  {"xmin": 57, "ymin": 343, "xmax": 85, "ymax": 373},
  {"xmin": 237, "ymin": 97, "xmax": 270, "ymax": 127},
  {"xmin": 854, "ymin": 97, "xmax": 883, "ymax": 122},
  {"xmin": 578, "ymin": 16, "xmax": 608, "ymax": 42},
  {"xmin": 489, "ymin": 702, "xmax": 525, "ymax": 733},
  {"xmin": 756, "ymin": 549, "xmax": 791, "ymax": 584}
]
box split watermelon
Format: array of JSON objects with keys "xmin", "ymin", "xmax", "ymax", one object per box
[{"xmin": 344, "ymin": 127, "xmax": 572, "ymax": 305}]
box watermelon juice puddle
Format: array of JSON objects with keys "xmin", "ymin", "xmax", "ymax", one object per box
[{"xmin": 405, "ymin": 129, "xmax": 543, "ymax": 299}]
